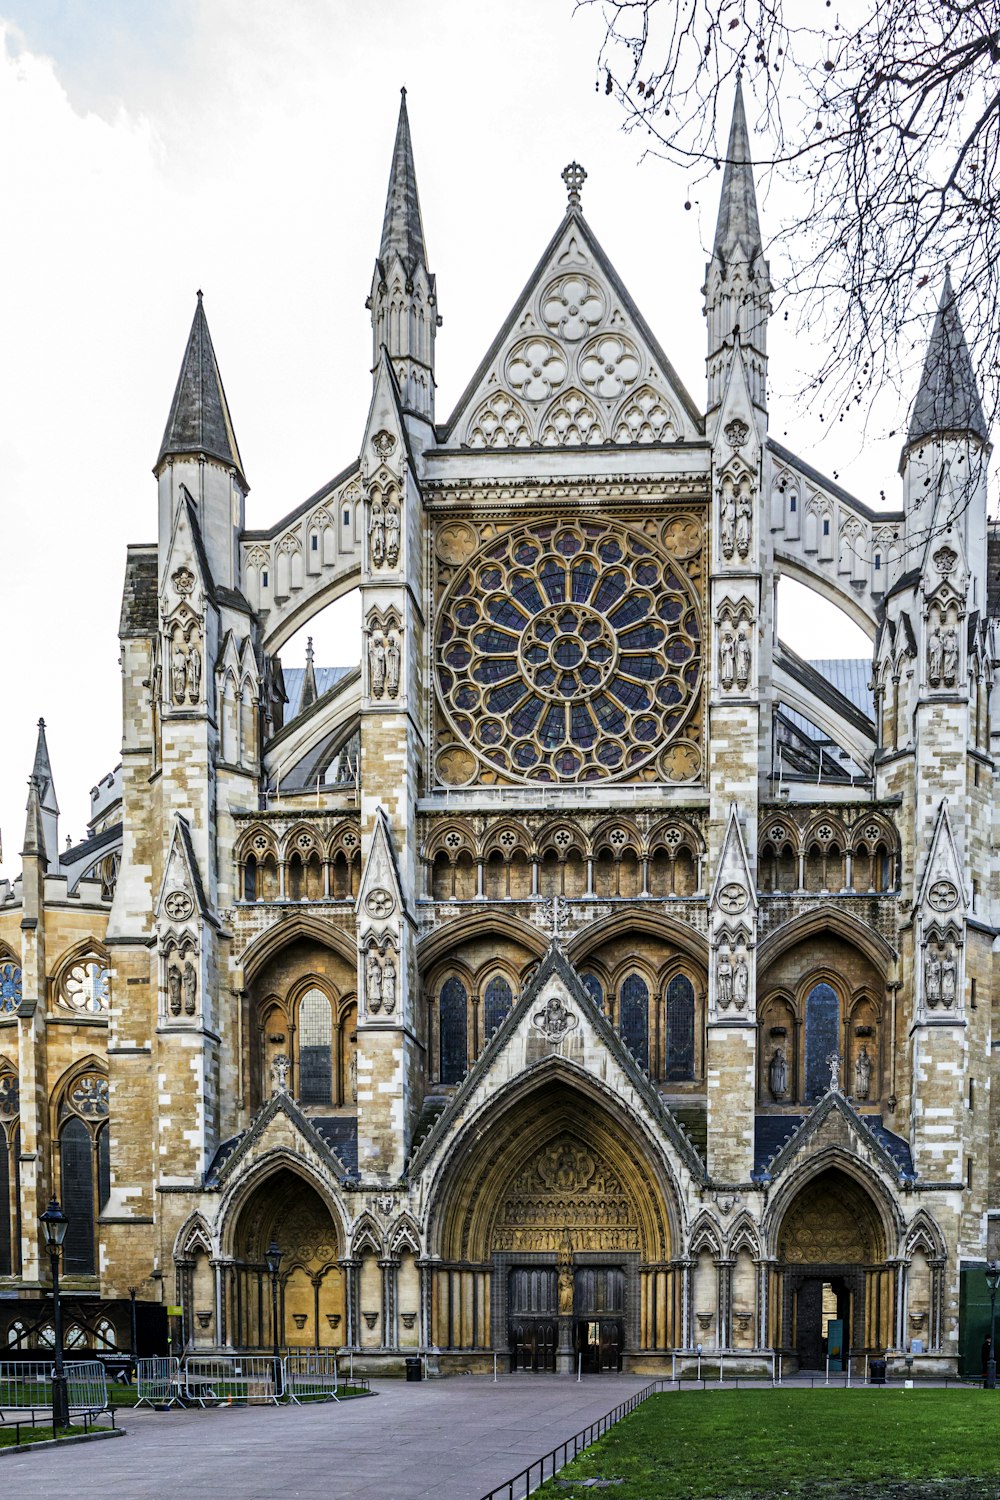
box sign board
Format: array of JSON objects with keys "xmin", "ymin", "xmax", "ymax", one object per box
[{"xmin": 166, "ymin": 1305, "xmax": 183, "ymax": 1316}]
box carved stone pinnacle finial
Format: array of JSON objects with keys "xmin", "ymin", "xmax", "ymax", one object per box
[{"xmin": 561, "ymin": 161, "xmax": 587, "ymax": 210}]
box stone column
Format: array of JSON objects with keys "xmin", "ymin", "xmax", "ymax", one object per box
[
  {"xmin": 379, "ymin": 1258, "xmax": 399, "ymax": 1350},
  {"xmin": 340, "ymin": 1257, "xmax": 360, "ymax": 1349},
  {"xmin": 716, "ymin": 1258, "xmax": 734, "ymax": 1351}
]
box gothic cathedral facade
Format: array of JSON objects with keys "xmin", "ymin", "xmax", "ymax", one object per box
[{"xmin": 0, "ymin": 88, "xmax": 995, "ymax": 1374}]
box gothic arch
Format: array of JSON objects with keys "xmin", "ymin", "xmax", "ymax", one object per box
[
  {"xmin": 389, "ymin": 1215, "xmax": 422, "ymax": 1257},
  {"xmin": 239, "ymin": 912, "xmax": 358, "ymax": 981},
  {"xmin": 567, "ymin": 909, "xmax": 709, "ymax": 971},
  {"xmin": 216, "ymin": 1147, "xmax": 349, "ymax": 1259},
  {"xmin": 727, "ymin": 1211, "xmax": 761, "ymax": 1259},
  {"xmin": 174, "ymin": 1211, "xmax": 214, "ymax": 1261},
  {"xmin": 757, "ymin": 905, "xmax": 895, "ymax": 973},
  {"xmin": 901, "ymin": 1208, "xmax": 947, "ymax": 1262},
  {"xmin": 351, "ymin": 1214, "xmax": 385, "ymax": 1258},
  {"xmin": 687, "ymin": 1212, "xmax": 723, "ymax": 1258},
  {"xmin": 418, "ymin": 911, "xmax": 547, "ymax": 974},
  {"xmin": 762, "ymin": 1146, "xmax": 903, "ymax": 1262}
]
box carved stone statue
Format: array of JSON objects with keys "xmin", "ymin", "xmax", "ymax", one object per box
[
  {"xmin": 927, "ymin": 626, "xmax": 943, "ymax": 686},
  {"xmin": 719, "ymin": 625, "xmax": 735, "ymax": 688},
  {"xmin": 366, "ymin": 950, "xmax": 383, "ymax": 1013},
  {"xmin": 733, "ymin": 953, "xmax": 749, "ymax": 1010},
  {"xmin": 735, "ymin": 625, "xmax": 752, "ymax": 689},
  {"xmin": 925, "ymin": 950, "xmax": 942, "ymax": 1008},
  {"xmin": 716, "ymin": 947, "xmax": 733, "ymax": 1009},
  {"xmin": 735, "ymin": 491, "xmax": 752, "ymax": 558},
  {"xmin": 171, "ymin": 643, "xmax": 187, "ymax": 705},
  {"xmin": 271, "ymin": 1052, "xmax": 290, "ymax": 1095},
  {"xmin": 558, "ymin": 1262, "xmax": 574, "ymax": 1316},
  {"xmin": 768, "ymin": 1046, "xmax": 788, "ymax": 1100},
  {"xmin": 532, "ymin": 994, "xmax": 577, "ymax": 1041},
  {"xmin": 942, "ymin": 626, "xmax": 958, "ymax": 686},
  {"xmin": 386, "ymin": 631, "xmax": 400, "ymax": 698},
  {"xmin": 349, "ymin": 1046, "xmax": 358, "ymax": 1103},
  {"xmin": 187, "ymin": 640, "xmax": 202, "ymax": 703},
  {"xmin": 855, "ymin": 1044, "xmax": 872, "ymax": 1100},
  {"xmin": 369, "ymin": 497, "xmax": 385, "ymax": 567},
  {"xmin": 385, "ymin": 501, "xmax": 400, "ymax": 567},
  {"xmin": 826, "ymin": 1049, "xmax": 842, "ymax": 1093},
  {"xmin": 941, "ymin": 947, "xmax": 958, "ymax": 1008},
  {"xmin": 720, "ymin": 491, "xmax": 736, "ymax": 557},
  {"xmin": 369, "ymin": 634, "xmax": 386, "ymax": 698},
  {"xmin": 382, "ymin": 953, "xmax": 397, "ymax": 1014},
  {"xmin": 182, "ymin": 960, "xmax": 197, "ymax": 1017},
  {"xmin": 167, "ymin": 964, "xmax": 182, "ymax": 1017}
]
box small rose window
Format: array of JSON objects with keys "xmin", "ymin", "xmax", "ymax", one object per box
[
  {"xmin": 59, "ymin": 959, "xmax": 110, "ymax": 1014},
  {"xmin": 505, "ymin": 338, "xmax": 568, "ymax": 402},
  {"xmin": 579, "ymin": 335, "xmax": 641, "ymax": 399}
]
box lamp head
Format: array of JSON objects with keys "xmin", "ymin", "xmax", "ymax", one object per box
[
  {"xmin": 40, "ymin": 1196, "xmax": 68, "ymax": 1249},
  {"xmin": 264, "ymin": 1240, "xmax": 283, "ymax": 1277},
  {"xmin": 986, "ymin": 1261, "xmax": 1000, "ymax": 1295},
  {"xmin": 696, "ymin": 1342, "xmax": 703, "ymax": 1356}
]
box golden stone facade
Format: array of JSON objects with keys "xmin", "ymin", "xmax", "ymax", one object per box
[{"xmin": 0, "ymin": 90, "xmax": 996, "ymax": 1375}]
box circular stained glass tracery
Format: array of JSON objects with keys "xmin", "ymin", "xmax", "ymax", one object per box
[{"xmin": 436, "ymin": 519, "xmax": 702, "ymax": 783}]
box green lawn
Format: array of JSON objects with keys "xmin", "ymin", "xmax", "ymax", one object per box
[
  {"xmin": 0, "ymin": 1424, "xmax": 92, "ymax": 1447},
  {"xmin": 536, "ymin": 1390, "xmax": 1000, "ymax": 1500}
]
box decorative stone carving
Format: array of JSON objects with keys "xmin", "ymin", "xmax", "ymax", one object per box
[
  {"xmin": 733, "ymin": 953, "xmax": 749, "ymax": 1010},
  {"xmin": 365, "ymin": 888, "xmax": 394, "ymax": 919},
  {"xmin": 369, "ymin": 496, "xmax": 385, "ymax": 567},
  {"xmin": 271, "ymin": 1053, "xmax": 290, "ymax": 1094},
  {"xmin": 382, "ymin": 954, "xmax": 397, "ymax": 1015},
  {"xmin": 362, "ymin": 1311, "xmax": 379, "ymax": 1331},
  {"xmin": 386, "ymin": 631, "xmax": 401, "ymax": 698},
  {"xmin": 385, "ymin": 500, "xmax": 400, "ymax": 567},
  {"xmin": 164, "ymin": 890, "xmax": 194, "ymax": 921},
  {"xmin": 366, "ymin": 950, "xmax": 383, "ymax": 1014},
  {"xmin": 718, "ymin": 882, "xmax": 748, "ymax": 914},
  {"xmin": 505, "ymin": 337, "xmax": 568, "ymax": 402},
  {"xmin": 531, "ymin": 993, "xmax": 578, "ymax": 1042},
  {"xmin": 369, "ymin": 633, "xmax": 387, "ymax": 698},
  {"xmin": 466, "ymin": 393, "xmax": 532, "ymax": 450},
  {"xmin": 579, "ymin": 334, "xmax": 641, "ymax": 399},
  {"xmin": 183, "ymin": 960, "xmax": 197, "ymax": 1017},
  {"xmin": 942, "ymin": 626, "xmax": 958, "ymax": 686},
  {"xmin": 69, "ymin": 1073, "xmax": 109, "ymax": 1118},
  {"xmin": 494, "ymin": 1133, "xmax": 639, "ymax": 1252},
  {"xmin": 167, "ymin": 965, "xmax": 182, "ymax": 1017},
  {"xmin": 735, "ymin": 624, "xmax": 752, "ymax": 688},
  {"xmin": 854, "ymin": 1045, "xmax": 872, "ymax": 1100},
  {"xmin": 768, "ymin": 1046, "xmax": 788, "ymax": 1100},
  {"xmin": 927, "ymin": 880, "xmax": 959, "ymax": 913},
  {"xmin": 736, "ymin": 491, "xmax": 752, "ymax": 559},
  {"xmin": 372, "ymin": 429, "xmax": 396, "ymax": 459},
  {"xmin": 0, "ymin": 1073, "xmax": 19, "ymax": 1118},
  {"xmin": 719, "ymin": 623, "xmax": 736, "ymax": 688},
  {"xmin": 724, "ymin": 418, "xmax": 749, "ymax": 448},
  {"xmin": 826, "ymin": 1050, "xmax": 843, "ymax": 1093},
  {"xmin": 187, "ymin": 642, "xmax": 202, "ymax": 703},
  {"xmin": 171, "ymin": 641, "xmax": 188, "ymax": 705},
  {"xmin": 716, "ymin": 946, "xmax": 734, "ymax": 1010},
  {"xmin": 540, "ymin": 273, "xmax": 605, "ymax": 342},
  {"xmin": 172, "ymin": 566, "xmax": 195, "ymax": 596}
]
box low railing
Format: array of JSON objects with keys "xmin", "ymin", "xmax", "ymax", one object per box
[
  {"xmin": 135, "ymin": 1357, "xmax": 183, "ymax": 1409},
  {"xmin": 133, "ymin": 1353, "xmax": 370, "ymax": 1409},
  {"xmin": 184, "ymin": 1355, "xmax": 283, "ymax": 1406},
  {"xmin": 0, "ymin": 1359, "xmax": 108, "ymax": 1417}
]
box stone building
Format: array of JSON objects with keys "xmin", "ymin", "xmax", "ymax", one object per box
[{"xmin": 0, "ymin": 87, "xmax": 995, "ymax": 1374}]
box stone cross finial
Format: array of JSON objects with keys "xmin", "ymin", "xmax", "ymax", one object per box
[
  {"xmin": 826, "ymin": 1050, "xmax": 843, "ymax": 1093},
  {"xmin": 561, "ymin": 161, "xmax": 587, "ymax": 209}
]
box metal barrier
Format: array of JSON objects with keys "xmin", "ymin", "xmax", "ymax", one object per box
[
  {"xmin": 0, "ymin": 1359, "xmax": 108, "ymax": 1418},
  {"xmin": 183, "ymin": 1355, "xmax": 283, "ymax": 1406},
  {"xmin": 136, "ymin": 1356, "xmax": 182, "ymax": 1409},
  {"xmin": 284, "ymin": 1352, "xmax": 339, "ymax": 1404}
]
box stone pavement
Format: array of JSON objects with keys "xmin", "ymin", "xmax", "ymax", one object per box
[{"xmin": 4, "ymin": 1374, "xmax": 649, "ymax": 1500}]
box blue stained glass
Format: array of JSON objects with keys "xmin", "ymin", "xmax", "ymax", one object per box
[
  {"xmin": 620, "ymin": 656, "xmax": 663, "ymax": 681},
  {"xmin": 592, "ymin": 573, "xmax": 626, "ymax": 612},
  {"xmin": 571, "ymin": 703, "xmax": 598, "ymax": 747},
  {"xmin": 609, "ymin": 678, "xmax": 650, "ymax": 710},
  {"xmin": 620, "ymin": 624, "xmax": 665, "ymax": 649},
  {"xmin": 489, "ymin": 599, "xmax": 528, "ymax": 630},
  {"xmin": 666, "ymin": 976, "xmax": 695, "ymax": 1080},
  {"xmin": 572, "ymin": 562, "xmax": 598, "ymax": 601},
  {"xmin": 540, "ymin": 562, "xmax": 566, "ymax": 603},
  {"xmin": 484, "ymin": 976, "xmax": 514, "ymax": 1039},
  {"xmin": 580, "ymin": 973, "xmax": 604, "ymax": 1011},
  {"xmin": 0, "ymin": 964, "xmax": 22, "ymax": 1013},
  {"xmin": 540, "ymin": 703, "xmax": 566, "ymax": 746},
  {"xmin": 510, "ymin": 696, "xmax": 544, "ymax": 735},
  {"xmin": 474, "ymin": 627, "xmax": 519, "ymax": 654},
  {"xmin": 488, "ymin": 681, "xmax": 528, "ymax": 712},
  {"xmin": 593, "ymin": 696, "xmax": 627, "ymax": 734},
  {"xmin": 805, "ymin": 983, "xmax": 839, "ymax": 1099},
  {"xmin": 556, "ymin": 531, "xmax": 581, "ymax": 556},
  {"xmin": 473, "ymin": 660, "xmax": 517, "ymax": 685},
  {"xmin": 608, "ymin": 595, "xmax": 650, "ymax": 629},
  {"xmin": 512, "ymin": 578, "xmax": 544, "ymax": 613},
  {"xmin": 620, "ymin": 974, "xmax": 649, "ymax": 1069},
  {"xmin": 440, "ymin": 978, "xmax": 468, "ymax": 1084}
]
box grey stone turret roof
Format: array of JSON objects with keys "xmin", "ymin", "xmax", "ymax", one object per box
[
  {"xmin": 157, "ymin": 292, "xmax": 246, "ymax": 483},
  {"xmin": 712, "ymin": 82, "xmax": 763, "ymax": 263},
  {"xmin": 907, "ymin": 273, "xmax": 988, "ymax": 446},
  {"xmin": 379, "ymin": 88, "xmax": 426, "ymax": 271}
]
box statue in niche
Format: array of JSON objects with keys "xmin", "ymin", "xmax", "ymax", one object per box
[
  {"xmin": 171, "ymin": 642, "xmax": 188, "ymax": 705},
  {"xmin": 385, "ymin": 501, "xmax": 400, "ymax": 567},
  {"xmin": 369, "ymin": 497, "xmax": 385, "ymax": 567},
  {"xmin": 349, "ymin": 1045, "xmax": 358, "ymax": 1103},
  {"xmin": 366, "ymin": 950, "xmax": 383, "ymax": 1013},
  {"xmin": 369, "ymin": 633, "xmax": 386, "ymax": 698},
  {"xmin": 941, "ymin": 947, "xmax": 958, "ymax": 1007},
  {"xmin": 736, "ymin": 490, "xmax": 753, "ymax": 558},
  {"xmin": 942, "ymin": 626, "xmax": 959, "ymax": 686},
  {"xmin": 271, "ymin": 1052, "xmax": 290, "ymax": 1095},
  {"xmin": 182, "ymin": 960, "xmax": 197, "ymax": 1017},
  {"xmin": 927, "ymin": 625, "xmax": 943, "ymax": 686},
  {"xmin": 382, "ymin": 953, "xmax": 397, "ymax": 1014},
  {"xmin": 925, "ymin": 950, "xmax": 942, "ymax": 1007},
  {"xmin": 720, "ymin": 490, "xmax": 736, "ymax": 558},
  {"xmin": 386, "ymin": 631, "xmax": 400, "ymax": 698},
  {"xmin": 733, "ymin": 953, "xmax": 749, "ymax": 1010},
  {"xmin": 167, "ymin": 964, "xmax": 182, "ymax": 1017},
  {"xmin": 735, "ymin": 625, "xmax": 752, "ymax": 689},
  {"xmin": 855, "ymin": 1044, "xmax": 872, "ymax": 1100},
  {"xmin": 557, "ymin": 1236, "xmax": 574, "ymax": 1316},
  {"xmin": 719, "ymin": 624, "xmax": 735, "ymax": 689},
  {"xmin": 716, "ymin": 947, "xmax": 733, "ymax": 1009},
  {"xmin": 187, "ymin": 640, "xmax": 202, "ymax": 703},
  {"xmin": 768, "ymin": 1046, "xmax": 788, "ymax": 1100}
]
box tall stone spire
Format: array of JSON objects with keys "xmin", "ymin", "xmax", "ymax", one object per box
[
  {"xmin": 369, "ymin": 90, "xmax": 438, "ymax": 424},
  {"xmin": 704, "ymin": 82, "xmax": 770, "ymax": 418},
  {"xmin": 30, "ymin": 719, "xmax": 59, "ymax": 868},
  {"xmin": 906, "ymin": 272, "xmax": 988, "ymax": 448},
  {"xmin": 156, "ymin": 291, "xmax": 246, "ymax": 487}
]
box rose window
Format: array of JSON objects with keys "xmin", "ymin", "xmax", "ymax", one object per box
[
  {"xmin": 435, "ymin": 519, "xmax": 702, "ymax": 783},
  {"xmin": 0, "ymin": 963, "xmax": 21, "ymax": 1015},
  {"xmin": 59, "ymin": 959, "xmax": 110, "ymax": 1014}
]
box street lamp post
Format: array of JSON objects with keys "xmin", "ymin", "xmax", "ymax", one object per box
[
  {"xmin": 265, "ymin": 1241, "xmax": 283, "ymax": 1392},
  {"xmin": 985, "ymin": 1261, "xmax": 1000, "ymax": 1389},
  {"xmin": 40, "ymin": 1197, "xmax": 70, "ymax": 1430}
]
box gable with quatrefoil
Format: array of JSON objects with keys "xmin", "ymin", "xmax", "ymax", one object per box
[{"xmin": 445, "ymin": 216, "xmax": 702, "ymax": 451}]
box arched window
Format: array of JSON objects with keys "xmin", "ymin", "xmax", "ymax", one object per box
[
  {"xmin": 804, "ymin": 983, "xmax": 840, "ymax": 1100},
  {"xmin": 580, "ymin": 972, "xmax": 604, "ymax": 1012},
  {"xmin": 619, "ymin": 974, "xmax": 649, "ymax": 1069},
  {"xmin": 58, "ymin": 958, "xmax": 110, "ymax": 1015},
  {"xmin": 60, "ymin": 1116, "xmax": 96, "ymax": 1274},
  {"xmin": 439, "ymin": 978, "xmax": 468, "ymax": 1084},
  {"xmin": 6, "ymin": 1320, "xmax": 25, "ymax": 1348},
  {"xmin": 665, "ymin": 975, "xmax": 695, "ymax": 1081},
  {"xmin": 0, "ymin": 963, "xmax": 21, "ymax": 1014},
  {"xmin": 483, "ymin": 976, "xmax": 513, "ymax": 1041},
  {"xmin": 95, "ymin": 1318, "xmax": 116, "ymax": 1350},
  {"xmin": 243, "ymin": 854, "xmax": 258, "ymax": 901},
  {"xmin": 0, "ymin": 1126, "xmax": 10, "ymax": 1276},
  {"xmin": 298, "ymin": 989, "xmax": 333, "ymax": 1106}
]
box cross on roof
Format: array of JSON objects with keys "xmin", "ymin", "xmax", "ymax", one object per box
[{"xmin": 561, "ymin": 161, "xmax": 587, "ymax": 209}]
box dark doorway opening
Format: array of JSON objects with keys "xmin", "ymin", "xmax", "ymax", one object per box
[
  {"xmin": 794, "ymin": 1274, "xmax": 851, "ymax": 1370},
  {"xmin": 574, "ymin": 1265, "xmax": 624, "ymax": 1373}
]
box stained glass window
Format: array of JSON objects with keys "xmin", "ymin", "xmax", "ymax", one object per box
[
  {"xmin": 580, "ymin": 973, "xmax": 605, "ymax": 1012},
  {"xmin": 805, "ymin": 983, "xmax": 840, "ymax": 1099},
  {"xmin": 0, "ymin": 964, "xmax": 21, "ymax": 1014},
  {"xmin": 299, "ymin": 989, "xmax": 333, "ymax": 1106},
  {"xmin": 60, "ymin": 1116, "xmax": 95, "ymax": 1274},
  {"xmin": 619, "ymin": 974, "xmax": 649, "ymax": 1069},
  {"xmin": 59, "ymin": 960, "xmax": 110, "ymax": 1014},
  {"xmin": 435, "ymin": 519, "xmax": 702, "ymax": 784},
  {"xmin": 440, "ymin": 978, "xmax": 468, "ymax": 1084},
  {"xmin": 0, "ymin": 1134, "xmax": 9, "ymax": 1275},
  {"xmin": 665, "ymin": 976, "xmax": 695, "ymax": 1081},
  {"xmin": 483, "ymin": 976, "xmax": 513, "ymax": 1041}
]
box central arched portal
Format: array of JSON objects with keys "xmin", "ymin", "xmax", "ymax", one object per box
[
  {"xmin": 226, "ymin": 1168, "xmax": 344, "ymax": 1350},
  {"xmin": 429, "ymin": 1076, "xmax": 678, "ymax": 1372},
  {"xmin": 775, "ymin": 1167, "xmax": 892, "ymax": 1369}
]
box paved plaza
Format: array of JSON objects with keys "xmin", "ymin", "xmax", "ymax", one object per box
[{"xmin": 4, "ymin": 1374, "xmax": 648, "ymax": 1500}]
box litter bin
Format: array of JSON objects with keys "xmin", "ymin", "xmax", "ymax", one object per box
[
  {"xmin": 869, "ymin": 1358, "xmax": 887, "ymax": 1386},
  {"xmin": 405, "ymin": 1357, "xmax": 422, "ymax": 1383}
]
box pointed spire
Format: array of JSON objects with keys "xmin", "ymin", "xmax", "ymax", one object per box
[
  {"xmin": 379, "ymin": 88, "xmax": 427, "ymax": 271},
  {"xmin": 712, "ymin": 81, "xmax": 763, "ymax": 263},
  {"xmin": 907, "ymin": 272, "xmax": 988, "ymax": 447},
  {"xmin": 302, "ymin": 636, "xmax": 318, "ymax": 711},
  {"xmin": 21, "ymin": 776, "xmax": 48, "ymax": 869},
  {"xmin": 157, "ymin": 291, "xmax": 246, "ymax": 484},
  {"xmin": 31, "ymin": 718, "xmax": 58, "ymax": 817}
]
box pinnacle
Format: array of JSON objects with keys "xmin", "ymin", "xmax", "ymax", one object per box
[
  {"xmin": 379, "ymin": 88, "xmax": 427, "ymax": 271},
  {"xmin": 712, "ymin": 81, "xmax": 763, "ymax": 263},
  {"xmin": 157, "ymin": 292, "xmax": 246, "ymax": 483},
  {"xmin": 907, "ymin": 274, "xmax": 988, "ymax": 446}
]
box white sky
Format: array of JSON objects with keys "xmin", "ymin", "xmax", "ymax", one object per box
[{"xmin": 0, "ymin": 0, "xmax": 928, "ymax": 875}]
